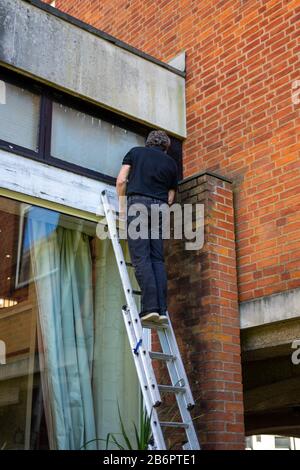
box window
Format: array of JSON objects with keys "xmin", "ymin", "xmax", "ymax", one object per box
[
  {"xmin": 275, "ymin": 436, "xmax": 291, "ymax": 450},
  {"xmin": 0, "ymin": 68, "xmax": 154, "ymax": 184},
  {"xmin": 0, "ymin": 195, "xmax": 139, "ymax": 449},
  {"xmin": 0, "ymin": 81, "xmax": 40, "ymax": 152},
  {"xmin": 51, "ymin": 102, "xmax": 144, "ymax": 177},
  {"xmin": 0, "ymin": 68, "xmax": 181, "ymax": 185}
]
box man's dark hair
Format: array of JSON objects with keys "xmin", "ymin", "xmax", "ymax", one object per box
[{"xmin": 145, "ymin": 130, "xmax": 171, "ymax": 151}]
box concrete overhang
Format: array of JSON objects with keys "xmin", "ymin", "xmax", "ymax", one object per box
[
  {"xmin": 0, "ymin": 0, "xmax": 186, "ymax": 138},
  {"xmin": 240, "ymin": 288, "xmax": 300, "ymax": 330},
  {"xmin": 240, "ymin": 288, "xmax": 300, "ymax": 361}
]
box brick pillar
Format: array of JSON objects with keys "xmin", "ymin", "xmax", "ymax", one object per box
[{"xmin": 165, "ymin": 171, "xmax": 245, "ymax": 450}]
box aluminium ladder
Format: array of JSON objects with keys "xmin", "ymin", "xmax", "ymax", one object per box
[{"xmin": 101, "ymin": 189, "xmax": 200, "ymax": 451}]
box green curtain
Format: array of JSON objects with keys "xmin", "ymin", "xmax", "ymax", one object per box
[
  {"xmin": 28, "ymin": 208, "xmax": 139, "ymax": 450},
  {"xmin": 92, "ymin": 238, "xmax": 140, "ymax": 449},
  {"xmin": 28, "ymin": 210, "xmax": 97, "ymax": 450}
]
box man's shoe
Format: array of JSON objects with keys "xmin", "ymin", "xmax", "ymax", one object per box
[
  {"xmin": 139, "ymin": 312, "xmax": 160, "ymax": 323},
  {"xmin": 158, "ymin": 314, "xmax": 169, "ymax": 324}
]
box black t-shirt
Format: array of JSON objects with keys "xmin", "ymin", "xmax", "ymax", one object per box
[{"xmin": 122, "ymin": 146, "xmax": 178, "ymax": 202}]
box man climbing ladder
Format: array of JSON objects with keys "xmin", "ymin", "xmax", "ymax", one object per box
[
  {"xmin": 102, "ymin": 134, "xmax": 200, "ymax": 448},
  {"xmin": 116, "ymin": 130, "xmax": 178, "ymax": 324}
]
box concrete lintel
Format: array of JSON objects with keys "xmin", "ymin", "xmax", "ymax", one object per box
[
  {"xmin": 240, "ymin": 288, "xmax": 300, "ymax": 329},
  {"xmin": 23, "ymin": 0, "xmax": 185, "ymax": 78},
  {"xmin": 0, "ymin": 0, "xmax": 186, "ymax": 137},
  {"xmin": 0, "ymin": 149, "xmax": 114, "ymax": 218}
]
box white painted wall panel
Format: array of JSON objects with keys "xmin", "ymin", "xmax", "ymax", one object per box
[{"xmin": 0, "ymin": 150, "xmax": 117, "ymax": 217}]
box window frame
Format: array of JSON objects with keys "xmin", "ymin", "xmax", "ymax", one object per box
[
  {"xmin": 0, "ymin": 69, "xmax": 45, "ymax": 161},
  {"xmin": 0, "ymin": 66, "xmax": 183, "ymax": 184}
]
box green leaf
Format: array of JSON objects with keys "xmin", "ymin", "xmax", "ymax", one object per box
[
  {"xmin": 117, "ymin": 403, "xmax": 133, "ymax": 450},
  {"xmin": 133, "ymin": 422, "xmax": 142, "ymax": 450},
  {"xmin": 81, "ymin": 401, "xmax": 154, "ymax": 451},
  {"xmin": 105, "ymin": 433, "xmax": 111, "ymax": 451},
  {"xmin": 110, "ymin": 433, "xmax": 126, "ymax": 450}
]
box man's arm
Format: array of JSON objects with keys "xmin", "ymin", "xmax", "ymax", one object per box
[
  {"xmin": 116, "ymin": 164, "xmax": 131, "ymax": 217},
  {"xmin": 168, "ymin": 162, "xmax": 178, "ymax": 205}
]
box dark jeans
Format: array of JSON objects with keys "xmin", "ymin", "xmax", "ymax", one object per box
[{"xmin": 127, "ymin": 194, "xmax": 167, "ymax": 316}]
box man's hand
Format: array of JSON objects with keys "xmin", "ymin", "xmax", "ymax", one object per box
[{"xmin": 168, "ymin": 189, "xmax": 176, "ymax": 205}]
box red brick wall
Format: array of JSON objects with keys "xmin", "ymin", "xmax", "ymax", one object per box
[
  {"xmin": 42, "ymin": 0, "xmax": 300, "ymax": 304},
  {"xmin": 163, "ymin": 172, "xmax": 245, "ymax": 449}
]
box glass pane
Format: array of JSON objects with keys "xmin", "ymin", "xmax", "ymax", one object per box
[
  {"xmin": 51, "ymin": 102, "xmax": 145, "ymax": 177},
  {"xmin": 0, "ymin": 196, "xmax": 139, "ymax": 449},
  {"xmin": 275, "ymin": 436, "xmax": 290, "ymax": 449},
  {"xmin": 0, "ymin": 80, "xmax": 40, "ymax": 151}
]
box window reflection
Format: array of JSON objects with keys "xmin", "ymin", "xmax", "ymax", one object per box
[
  {"xmin": 16, "ymin": 206, "xmax": 60, "ymax": 289},
  {"xmin": 0, "ymin": 80, "xmax": 40, "ymax": 151},
  {"xmin": 0, "ymin": 196, "xmax": 139, "ymax": 449},
  {"xmin": 51, "ymin": 102, "xmax": 145, "ymax": 177}
]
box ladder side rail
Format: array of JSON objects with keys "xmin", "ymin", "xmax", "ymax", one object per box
[
  {"xmin": 170, "ymin": 388, "xmax": 201, "ymax": 450},
  {"xmin": 157, "ymin": 328, "xmax": 189, "ymax": 411},
  {"xmin": 157, "ymin": 328, "xmax": 200, "ymax": 450},
  {"xmin": 163, "ymin": 313, "xmax": 196, "ymax": 409}
]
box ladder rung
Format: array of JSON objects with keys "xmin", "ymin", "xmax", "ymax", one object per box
[
  {"xmin": 160, "ymin": 421, "xmax": 189, "ymax": 429},
  {"xmin": 158, "ymin": 384, "xmax": 186, "ymax": 394},
  {"xmin": 132, "ymin": 290, "xmax": 142, "ymax": 296},
  {"xmin": 149, "ymin": 352, "xmax": 176, "ymax": 362}
]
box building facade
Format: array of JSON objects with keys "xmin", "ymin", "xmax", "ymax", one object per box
[
  {"xmin": 0, "ymin": 0, "xmax": 299, "ymax": 450},
  {"xmin": 0, "ymin": 0, "xmax": 186, "ymax": 450}
]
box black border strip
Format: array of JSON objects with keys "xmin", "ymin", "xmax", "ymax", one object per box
[{"xmin": 22, "ymin": 0, "xmax": 186, "ymax": 78}]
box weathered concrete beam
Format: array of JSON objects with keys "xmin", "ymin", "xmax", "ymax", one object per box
[
  {"xmin": 0, "ymin": 149, "xmax": 114, "ymax": 218},
  {"xmin": 0, "ymin": 0, "xmax": 186, "ymax": 137},
  {"xmin": 240, "ymin": 288, "xmax": 300, "ymax": 329},
  {"xmin": 241, "ymin": 317, "xmax": 300, "ymax": 358}
]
